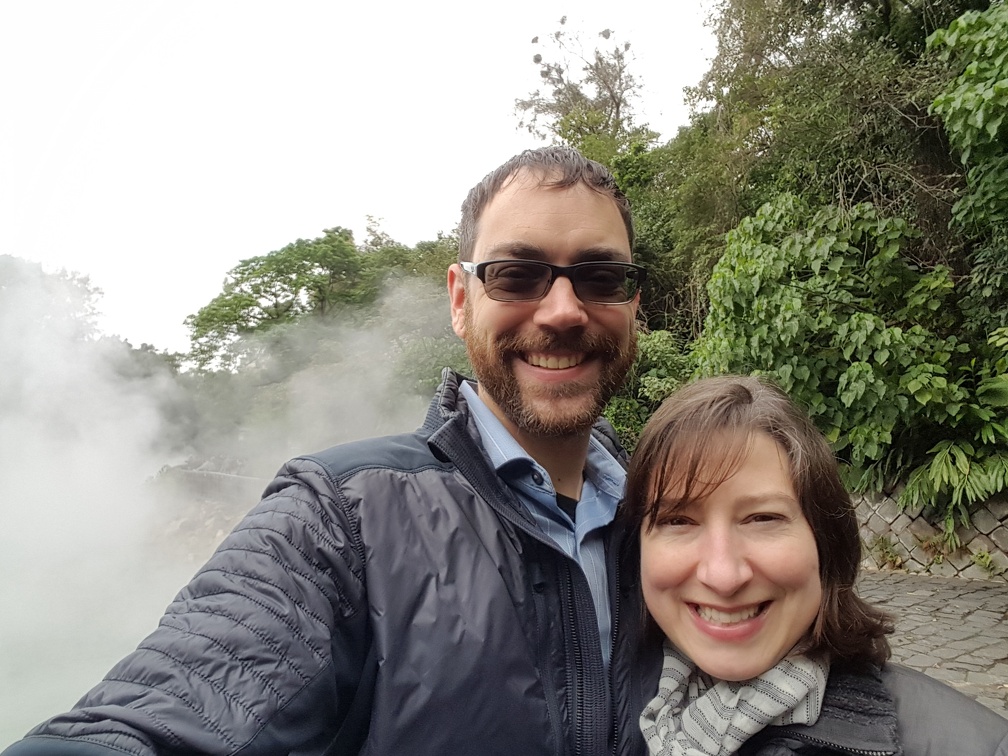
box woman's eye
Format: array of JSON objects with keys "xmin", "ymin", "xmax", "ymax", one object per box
[
  {"xmin": 658, "ymin": 516, "xmax": 693, "ymax": 528},
  {"xmin": 748, "ymin": 512, "xmax": 784, "ymax": 524}
]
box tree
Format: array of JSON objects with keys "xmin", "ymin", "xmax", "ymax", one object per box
[
  {"xmin": 515, "ymin": 19, "xmax": 657, "ymax": 165},
  {"xmin": 928, "ymin": 1, "xmax": 1008, "ymax": 332},
  {"xmin": 688, "ymin": 0, "xmax": 987, "ymax": 270},
  {"xmin": 604, "ymin": 329, "xmax": 692, "ymax": 450},
  {"xmin": 0, "ymin": 254, "xmax": 100, "ymax": 341},
  {"xmin": 185, "ymin": 227, "xmax": 380, "ymax": 370},
  {"xmin": 613, "ymin": 117, "xmax": 750, "ymax": 338}
]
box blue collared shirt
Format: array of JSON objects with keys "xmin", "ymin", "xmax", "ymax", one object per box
[{"xmin": 460, "ymin": 380, "xmax": 624, "ymax": 667}]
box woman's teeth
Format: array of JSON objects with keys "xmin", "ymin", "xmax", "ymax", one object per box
[{"xmin": 695, "ymin": 604, "xmax": 762, "ymax": 625}]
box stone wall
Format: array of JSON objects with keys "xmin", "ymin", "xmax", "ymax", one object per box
[{"xmin": 857, "ymin": 493, "xmax": 1008, "ymax": 581}]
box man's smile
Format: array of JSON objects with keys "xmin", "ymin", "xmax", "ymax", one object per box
[{"xmin": 525, "ymin": 353, "xmax": 585, "ymax": 370}]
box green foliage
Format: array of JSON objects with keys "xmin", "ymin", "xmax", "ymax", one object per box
[
  {"xmin": 616, "ymin": 119, "xmax": 748, "ymax": 340},
  {"xmin": 929, "ymin": 3, "xmax": 1008, "ymax": 168},
  {"xmin": 612, "ymin": 0, "xmax": 989, "ymax": 347},
  {"xmin": 970, "ymin": 547, "xmax": 1006, "ymax": 576},
  {"xmin": 372, "ymin": 232, "xmax": 459, "ymax": 280},
  {"xmin": 394, "ymin": 336, "xmax": 471, "ymax": 397},
  {"xmin": 929, "ymin": 3, "xmax": 1008, "ymax": 332},
  {"xmin": 929, "ymin": 1, "xmax": 1008, "ymax": 230},
  {"xmin": 845, "ymin": 0, "xmax": 991, "ymax": 56},
  {"xmin": 699, "ymin": 3, "xmax": 966, "ymax": 266},
  {"xmin": 184, "ymin": 226, "xmax": 458, "ymax": 372},
  {"xmin": 185, "ymin": 227, "xmax": 382, "ymax": 370},
  {"xmin": 870, "ymin": 535, "xmax": 905, "ymax": 570},
  {"xmin": 691, "ymin": 194, "xmax": 1007, "ymax": 545},
  {"xmin": 604, "ymin": 329, "xmax": 694, "ymax": 449},
  {"xmin": 515, "ymin": 20, "xmax": 657, "ymax": 163}
]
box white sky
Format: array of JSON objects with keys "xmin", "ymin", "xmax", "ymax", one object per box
[{"xmin": 1, "ymin": 1, "xmax": 715, "ymax": 354}]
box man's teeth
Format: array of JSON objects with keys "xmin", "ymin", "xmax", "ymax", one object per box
[
  {"xmin": 696, "ymin": 605, "xmax": 761, "ymax": 625},
  {"xmin": 527, "ymin": 354, "xmax": 582, "ymax": 369}
]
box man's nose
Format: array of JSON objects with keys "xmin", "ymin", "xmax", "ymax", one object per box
[
  {"xmin": 695, "ymin": 528, "xmax": 753, "ymax": 596},
  {"xmin": 531, "ymin": 274, "xmax": 589, "ymax": 330}
]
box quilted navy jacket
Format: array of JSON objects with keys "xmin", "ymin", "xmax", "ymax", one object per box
[{"xmin": 3, "ymin": 370, "xmax": 655, "ymax": 756}]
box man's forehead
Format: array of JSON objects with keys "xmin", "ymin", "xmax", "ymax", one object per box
[{"xmin": 482, "ymin": 168, "xmax": 615, "ymax": 215}]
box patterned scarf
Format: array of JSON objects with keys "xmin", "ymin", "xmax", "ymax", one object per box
[{"xmin": 640, "ymin": 642, "xmax": 829, "ymax": 756}]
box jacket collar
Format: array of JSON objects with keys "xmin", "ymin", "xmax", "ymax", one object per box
[{"xmin": 749, "ymin": 663, "xmax": 901, "ymax": 755}]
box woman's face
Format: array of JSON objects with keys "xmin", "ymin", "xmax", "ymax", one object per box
[{"xmin": 640, "ymin": 431, "xmax": 822, "ymax": 681}]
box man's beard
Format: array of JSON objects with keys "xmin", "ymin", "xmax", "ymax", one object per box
[{"xmin": 463, "ymin": 303, "xmax": 637, "ymax": 438}]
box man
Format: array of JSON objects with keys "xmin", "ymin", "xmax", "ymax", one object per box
[{"xmin": 3, "ymin": 147, "xmax": 654, "ymax": 755}]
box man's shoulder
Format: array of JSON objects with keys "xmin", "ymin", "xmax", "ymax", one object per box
[
  {"xmin": 289, "ymin": 369, "xmax": 473, "ymax": 480},
  {"xmin": 296, "ymin": 428, "xmax": 446, "ymax": 478}
]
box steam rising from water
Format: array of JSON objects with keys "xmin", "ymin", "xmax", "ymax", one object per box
[{"xmin": 0, "ymin": 260, "xmax": 452, "ymax": 744}]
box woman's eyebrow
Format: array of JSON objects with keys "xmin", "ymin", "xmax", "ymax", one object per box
[{"xmin": 735, "ymin": 491, "xmax": 801, "ymax": 507}]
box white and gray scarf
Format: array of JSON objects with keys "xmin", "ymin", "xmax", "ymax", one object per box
[{"xmin": 640, "ymin": 642, "xmax": 829, "ymax": 756}]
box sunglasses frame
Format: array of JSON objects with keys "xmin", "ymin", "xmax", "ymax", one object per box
[{"xmin": 459, "ymin": 259, "xmax": 646, "ymax": 305}]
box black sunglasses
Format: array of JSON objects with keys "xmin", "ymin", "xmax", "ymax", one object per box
[{"xmin": 460, "ymin": 259, "xmax": 646, "ymax": 305}]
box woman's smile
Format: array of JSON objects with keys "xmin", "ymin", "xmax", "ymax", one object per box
[{"xmin": 692, "ymin": 602, "xmax": 767, "ymax": 626}]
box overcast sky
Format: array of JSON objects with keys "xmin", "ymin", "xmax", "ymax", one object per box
[{"xmin": 1, "ymin": 2, "xmax": 714, "ymax": 353}]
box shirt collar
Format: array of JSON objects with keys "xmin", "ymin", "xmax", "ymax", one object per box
[{"xmin": 459, "ymin": 380, "xmax": 625, "ymax": 499}]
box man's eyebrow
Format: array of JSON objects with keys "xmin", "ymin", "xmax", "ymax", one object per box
[
  {"xmin": 573, "ymin": 246, "xmax": 633, "ymax": 263},
  {"xmin": 483, "ymin": 242, "xmax": 547, "ymax": 260},
  {"xmin": 482, "ymin": 242, "xmax": 631, "ymax": 262}
]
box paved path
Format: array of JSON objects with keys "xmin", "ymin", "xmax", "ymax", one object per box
[{"xmin": 857, "ymin": 571, "xmax": 1008, "ymax": 719}]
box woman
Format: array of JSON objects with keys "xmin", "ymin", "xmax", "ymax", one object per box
[{"xmin": 623, "ymin": 375, "xmax": 1008, "ymax": 755}]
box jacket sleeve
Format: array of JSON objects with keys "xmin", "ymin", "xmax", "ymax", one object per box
[{"xmin": 2, "ymin": 457, "xmax": 371, "ymax": 756}]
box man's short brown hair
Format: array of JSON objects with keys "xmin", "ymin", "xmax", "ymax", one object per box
[{"xmin": 457, "ymin": 146, "xmax": 634, "ymax": 262}]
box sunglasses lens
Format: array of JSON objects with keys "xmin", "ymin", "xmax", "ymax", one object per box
[
  {"xmin": 573, "ymin": 264, "xmax": 638, "ymax": 303},
  {"xmin": 477, "ymin": 260, "xmax": 641, "ymax": 304},
  {"xmin": 481, "ymin": 261, "xmax": 551, "ymax": 301}
]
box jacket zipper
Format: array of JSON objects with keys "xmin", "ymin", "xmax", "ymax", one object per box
[
  {"xmin": 789, "ymin": 731, "xmax": 896, "ymax": 756},
  {"xmin": 530, "ymin": 559, "xmax": 566, "ymax": 756},
  {"xmin": 565, "ymin": 565, "xmax": 585, "ymax": 756},
  {"xmin": 608, "ymin": 555, "xmax": 620, "ymax": 756}
]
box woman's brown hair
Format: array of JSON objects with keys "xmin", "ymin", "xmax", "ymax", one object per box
[{"xmin": 624, "ymin": 375, "xmax": 893, "ymax": 666}]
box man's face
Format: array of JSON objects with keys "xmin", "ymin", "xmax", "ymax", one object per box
[{"xmin": 448, "ymin": 170, "xmax": 638, "ymax": 440}]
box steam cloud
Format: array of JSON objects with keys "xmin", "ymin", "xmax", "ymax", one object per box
[{"xmin": 0, "ymin": 257, "xmax": 452, "ymax": 743}]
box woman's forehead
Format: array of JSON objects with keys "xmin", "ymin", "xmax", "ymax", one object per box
[{"xmin": 649, "ymin": 429, "xmax": 792, "ymax": 502}]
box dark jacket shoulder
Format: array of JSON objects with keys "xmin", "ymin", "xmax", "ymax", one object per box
[
  {"xmin": 882, "ymin": 663, "xmax": 1008, "ymax": 756},
  {"xmin": 745, "ymin": 662, "xmax": 1007, "ymax": 756}
]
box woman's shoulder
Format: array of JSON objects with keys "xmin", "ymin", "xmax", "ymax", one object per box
[{"xmin": 881, "ymin": 663, "xmax": 1008, "ymax": 755}]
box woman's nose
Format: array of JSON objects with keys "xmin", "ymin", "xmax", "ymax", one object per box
[{"xmin": 695, "ymin": 529, "xmax": 753, "ymax": 596}]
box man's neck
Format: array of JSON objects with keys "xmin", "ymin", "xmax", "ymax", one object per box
[
  {"xmin": 511, "ymin": 430, "xmax": 591, "ymax": 501},
  {"xmin": 467, "ymin": 381, "xmax": 593, "ymax": 500}
]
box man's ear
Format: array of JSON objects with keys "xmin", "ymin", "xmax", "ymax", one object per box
[{"xmin": 448, "ymin": 263, "xmax": 467, "ymax": 339}]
